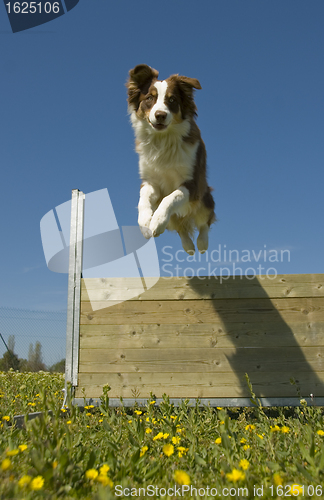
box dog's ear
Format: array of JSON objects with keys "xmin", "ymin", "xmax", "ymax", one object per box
[
  {"xmin": 176, "ymin": 76, "xmax": 202, "ymax": 92},
  {"xmin": 170, "ymin": 75, "xmax": 202, "ymax": 118},
  {"xmin": 127, "ymin": 64, "xmax": 159, "ymax": 110}
]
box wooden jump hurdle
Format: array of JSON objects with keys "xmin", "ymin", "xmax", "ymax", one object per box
[{"xmin": 65, "ymin": 191, "xmax": 324, "ymax": 407}]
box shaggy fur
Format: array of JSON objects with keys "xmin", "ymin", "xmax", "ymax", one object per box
[{"xmin": 126, "ymin": 64, "xmax": 216, "ymax": 254}]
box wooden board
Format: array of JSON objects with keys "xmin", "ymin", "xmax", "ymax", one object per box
[{"xmin": 75, "ymin": 274, "xmax": 324, "ymax": 401}]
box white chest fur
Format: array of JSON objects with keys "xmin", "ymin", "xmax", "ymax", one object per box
[{"xmin": 131, "ymin": 114, "xmax": 199, "ymax": 197}]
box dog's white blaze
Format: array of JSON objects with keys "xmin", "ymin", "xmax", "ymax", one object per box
[{"xmin": 149, "ymin": 80, "xmax": 172, "ymax": 126}]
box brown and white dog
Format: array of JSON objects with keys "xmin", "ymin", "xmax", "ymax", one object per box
[{"xmin": 126, "ymin": 64, "xmax": 216, "ymax": 254}]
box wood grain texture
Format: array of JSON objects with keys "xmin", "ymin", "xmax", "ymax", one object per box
[{"xmin": 76, "ymin": 274, "xmax": 324, "ymax": 400}]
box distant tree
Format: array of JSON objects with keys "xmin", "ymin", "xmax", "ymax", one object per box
[
  {"xmin": 0, "ymin": 350, "xmax": 20, "ymax": 371},
  {"xmin": 49, "ymin": 359, "xmax": 65, "ymax": 373},
  {"xmin": 28, "ymin": 341, "xmax": 46, "ymax": 371}
]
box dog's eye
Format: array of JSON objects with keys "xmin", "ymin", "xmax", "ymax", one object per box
[
  {"xmin": 169, "ymin": 96, "xmax": 176, "ymax": 103},
  {"xmin": 146, "ymin": 95, "xmax": 153, "ymax": 101}
]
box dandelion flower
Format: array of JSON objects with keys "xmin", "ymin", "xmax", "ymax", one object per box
[
  {"xmin": 1, "ymin": 458, "xmax": 11, "ymax": 471},
  {"xmin": 177, "ymin": 446, "xmax": 189, "ymax": 457},
  {"xmin": 163, "ymin": 433, "xmax": 169, "ymax": 439},
  {"xmin": 134, "ymin": 410, "xmax": 142, "ymax": 415},
  {"xmin": 239, "ymin": 459, "xmax": 250, "ymax": 470},
  {"xmin": 85, "ymin": 469, "xmax": 99, "ymax": 480},
  {"xmin": 317, "ymin": 430, "xmax": 324, "ymax": 436},
  {"xmin": 149, "ymin": 401, "xmax": 156, "ymax": 405},
  {"xmin": 163, "ymin": 444, "xmax": 174, "ymax": 457},
  {"xmin": 99, "ymin": 464, "xmax": 110, "ymax": 475},
  {"xmin": 98, "ymin": 474, "xmax": 113, "ymax": 487},
  {"xmin": 270, "ymin": 425, "xmax": 280, "ymax": 432},
  {"xmin": 226, "ymin": 468, "xmax": 245, "ymax": 482},
  {"xmin": 146, "ymin": 428, "xmax": 153, "ymax": 434},
  {"xmin": 18, "ymin": 475, "xmax": 32, "ymax": 488},
  {"xmin": 30, "ymin": 476, "xmax": 45, "ymax": 490},
  {"xmin": 215, "ymin": 437, "xmax": 222, "ymax": 444},
  {"xmin": 153, "ymin": 432, "xmax": 164, "ymax": 441},
  {"xmin": 140, "ymin": 446, "xmax": 148, "ymax": 457},
  {"xmin": 289, "ymin": 484, "xmax": 304, "ymax": 495},
  {"xmin": 172, "ymin": 436, "xmax": 181, "ymax": 445},
  {"xmin": 281, "ymin": 426, "xmax": 290, "ymax": 433},
  {"xmin": 18, "ymin": 444, "xmax": 27, "ymax": 452},
  {"xmin": 174, "ymin": 470, "xmax": 190, "ymax": 486},
  {"xmin": 6, "ymin": 449, "xmax": 19, "ymax": 457},
  {"xmin": 240, "ymin": 438, "xmax": 247, "ymax": 444},
  {"xmin": 273, "ymin": 472, "xmax": 283, "ymax": 486},
  {"xmin": 245, "ymin": 424, "xmax": 256, "ymax": 431},
  {"xmin": 2, "ymin": 416, "xmax": 10, "ymax": 421}
]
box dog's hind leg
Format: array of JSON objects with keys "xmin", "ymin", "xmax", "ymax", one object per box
[
  {"xmin": 197, "ymin": 224, "xmax": 209, "ymax": 254},
  {"xmin": 179, "ymin": 231, "xmax": 195, "ymax": 255}
]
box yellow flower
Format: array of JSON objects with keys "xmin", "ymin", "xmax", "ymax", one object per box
[
  {"xmin": 270, "ymin": 425, "xmax": 280, "ymax": 432},
  {"xmin": 53, "ymin": 460, "xmax": 58, "ymax": 469},
  {"xmin": 217, "ymin": 407, "xmax": 223, "ymax": 410},
  {"xmin": 146, "ymin": 417, "xmax": 150, "ymax": 422},
  {"xmin": 163, "ymin": 444, "xmax": 174, "ymax": 457},
  {"xmin": 240, "ymin": 438, "xmax": 247, "ymax": 444},
  {"xmin": 146, "ymin": 428, "xmax": 152, "ymax": 434},
  {"xmin": 2, "ymin": 416, "xmax": 10, "ymax": 421},
  {"xmin": 66, "ymin": 420, "xmax": 72, "ymax": 424},
  {"xmin": 99, "ymin": 464, "xmax": 110, "ymax": 475},
  {"xmin": 85, "ymin": 469, "xmax": 99, "ymax": 480},
  {"xmin": 281, "ymin": 426, "xmax": 290, "ymax": 433},
  {"xmin": 163, "ymin": 433, "xmax": 169, "ymax": 439},
  {"xmin": 289, "ymin": 484, "xmax": 304, "ymax": 495},
  {"xmin": 134, "ymin": 410, "xmax": 142, "ymax": 415},
  {"xmin": 86, "ymin": 412, "xmax": 91, "ymax": 416},
  {"xmin": 215, "ymin": 437, "xmax": 222, "ymax": 444},
  {"xmin": 84, "ymin": 405, "xmax": 94, "ymax": 409},
  {"xmin": 140, "ymin": 446, "xmax": 148, "ymax": 457},
  {"xmin": 243, "ymin": 445, "xmax": 250, "ymax": 450},
  {"xmin": 149, "ymin": 401, "xmax": 156, "ymax": 405},
  {"xmin": 317, "ymin": 430, "xmax": 324, "ymax": 436},
  {"xmin": 18, "ymin": 475, "xmax": 32, "ymax": 488},
  {"xmin": 226, "ymin": 468, "xmax": 245, "ymax": 482},
  {"xmin": 153, "ymin": 432, "xmax": 164, "ymax": 441},
  {"xmin": 239, "ymin": 459, "xmax": 250, "ymax": 470},
  {"xmin": 273, "ymin": 472, "xmax": 283, "ymax": 486},
  {"xmin": 98, "ymin": 474, "xmax": 113, "ymax": 487},
  {"xmin": 170, "ymin": 415, "xmax": 177, "ymax": 420},
  {"xmin": 6, "ymin": 449, "xmax": 19, "ymax": 457},
  {"xmin": 176, "ymin": 427, "xmax": 185, "ymax": 434},
  {"xmin": 172, "ymin": 436, "xmax": 181, "ymax": 445},
  {"xmin": 1, "ymin": 458, "xmax": 11, "ymax": 471},
  {"xmin": 18, "ymin": 444, "xmax": 27, "ymax": 452},
  {"xmin": 257, "ymin": 434, "xmax": 264, "ymax": 440},
  {"xmin": 220, "ymin": 420, "xmax": 225, "ymax": 425},
  {"xmin": 177, "ymin": 446, "xmax": 189, "ymax": 457},
  {"xmin": 245, "ymin": 424, "xmax": 256, "ymax": 431},
  {"xmin": 30, "ymin": 476, "xmax": 45, "ymax": 490},
  {"xmin": 174, "ymin": 470, "xmax": 190, "ymax": 485}
]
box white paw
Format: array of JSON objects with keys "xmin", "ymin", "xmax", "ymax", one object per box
[
  {"xmin": 138, "ymin": 210, "xmax": 153, "ymax": 239},
  {"xmin": 150, "ymin": 209, "xmax": 169, "ymax": 237}
]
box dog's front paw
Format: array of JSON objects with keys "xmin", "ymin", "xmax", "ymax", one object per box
[
  {"xmin": 139, "ymin": 225, "xmax": 152, "ymax": 239},
  {"xmin": 138, "ymin": 210, "xmax": 153, "ymax": 239},
  {"xmin": 150, "ymin": 209, "xmax": 169, "ymax": 237}
]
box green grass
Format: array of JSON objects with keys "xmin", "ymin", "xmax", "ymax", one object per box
[{"xmin": 1, "ymin": 371, "xmax": 324, "ymax": 499}]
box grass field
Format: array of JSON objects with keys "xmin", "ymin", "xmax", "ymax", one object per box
[{"xmin": 1, "ymin": 371, "xmax": 324, "ymax": 499}]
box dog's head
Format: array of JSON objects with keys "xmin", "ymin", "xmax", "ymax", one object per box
[{"xmin": 127, "ymin": 64, "xmax": 201, "ymax": 132}]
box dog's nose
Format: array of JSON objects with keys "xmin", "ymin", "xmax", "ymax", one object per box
[{"xmin": 155, "ymin": 111, "xmax": 167, "ymax": 123}]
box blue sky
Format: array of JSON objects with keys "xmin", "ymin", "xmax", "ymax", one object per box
[{"xmin": 0, "ymin": 1, "xmax": 323, "ymax": 361}]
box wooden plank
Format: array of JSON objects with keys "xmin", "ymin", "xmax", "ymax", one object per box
[
  {"xmin": 81, "ymin": 274, "xmax": 324, "ymax": 301},
  {"xmin": 80, "ymin": 297, "xmax": 324, "ymax": 325},
  {"xmin": 80, "ymin": 322, "xmax": 324, "ymax": 349},
  {"xmin": 75, "ymin": 371, "xmax": 324, "ymax": 399},
  {"xmin": 78, "ymin": 346, "xmax": 324, "ymax": 373}
]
